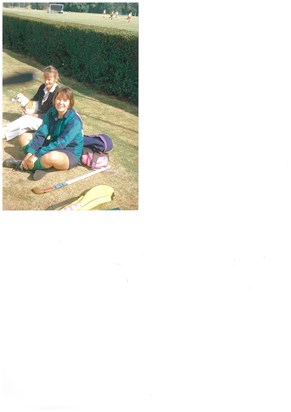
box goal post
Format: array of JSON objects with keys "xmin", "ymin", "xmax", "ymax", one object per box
[{"xmin": 48, "ymin": 4, "xmax": 64, "ymax": 13}]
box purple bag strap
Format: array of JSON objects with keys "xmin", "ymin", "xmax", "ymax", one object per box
[{"xmin": 97, "ymin": 134, "xmax": 108, "ymax": 152}]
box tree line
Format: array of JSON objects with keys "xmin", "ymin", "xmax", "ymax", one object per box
[{"xmin": 3, "ymin": 3, "xmax": 138, "ymax": 16}]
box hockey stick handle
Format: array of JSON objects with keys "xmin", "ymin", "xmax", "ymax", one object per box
[
  {"xmin": 32, "ymin": 166, "xmax": 111, "ymax": 194},
  {"xmin": 63, "ymin": 167, "xmax": 110, "ymax": 186}
]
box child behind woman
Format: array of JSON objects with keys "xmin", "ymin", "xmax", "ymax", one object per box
[{"xmin": 3, "ymin": 65, "xmax": 60, "ymax": 141}]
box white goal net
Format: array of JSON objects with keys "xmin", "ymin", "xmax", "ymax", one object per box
[{"xmin": 48, "ymin": 4, "xmax": 64, "ymax": 13}]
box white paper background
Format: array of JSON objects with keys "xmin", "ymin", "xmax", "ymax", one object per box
[{"xmin": 1, "ymin": 1, "xmax": 291, "ymax": 411}]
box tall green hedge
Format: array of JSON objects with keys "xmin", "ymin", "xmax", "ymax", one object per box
[{"xmin": 3, "ymin": 14, "xmax": 138, "ymax": 104}]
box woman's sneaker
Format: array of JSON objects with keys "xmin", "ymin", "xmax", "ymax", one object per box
[
  {"xmin": 2, "ymin": 158, "xmax": 23, "ymax": 170},
  {"xmin": 32, "ymin": 170, "xmax": 48, "ymax": 181}
]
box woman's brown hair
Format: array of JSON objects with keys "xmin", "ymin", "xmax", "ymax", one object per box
[{"xmin": 53, "ymin": 87, "xmax": 75, "ymax": 108}]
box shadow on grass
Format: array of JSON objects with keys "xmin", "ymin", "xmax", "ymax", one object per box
[
  {"xmin": 83, "ymin": 112, "xmax": 138, "ymax": 134},
  {"xmin": 4, "ymin": 49, "xmax": 138, "ymax": 116},
  {"xmin": 2, "ymin": 112, "xmax": 21, "ymax": 123},
  {"xmin": 3, "ymin": 144, "xmax": 23, "ymax": 159}
]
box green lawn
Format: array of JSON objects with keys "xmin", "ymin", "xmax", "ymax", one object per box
[
  {"xmin": 3, "ymin": 7, "xmax": 139, "ymax": 32},
  {"xmin": 2, "ymin": 50, "xmax": 138, "ymax": 211}
]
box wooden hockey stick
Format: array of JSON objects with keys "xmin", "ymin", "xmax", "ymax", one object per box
[{"xmin": 32, "ymin": 166, "xmax": 111, "ymax": 195}]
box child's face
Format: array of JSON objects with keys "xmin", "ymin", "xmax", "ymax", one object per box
[
  {"xmin": 55, "ymin": 93, "xmax": 70, "ymax": 117},
  {"xmin": 44, "ymin": 72, "xmax": 57, "ymax": 91}
]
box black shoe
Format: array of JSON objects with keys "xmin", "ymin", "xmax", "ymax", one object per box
[
  {"xmin": 3, "ymin": 158, "xmax": 23, "ymax": 170},
  {"xmin": 32, "ymin": 169, "xmax": 48, "ymax": 181}
]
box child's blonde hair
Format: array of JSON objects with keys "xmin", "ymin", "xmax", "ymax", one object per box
[{"xmin": 43, "ymin": 65, "xmax": 60, "ymax": 82}]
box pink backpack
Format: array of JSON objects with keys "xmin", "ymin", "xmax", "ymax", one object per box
[{"xmin": 81, "ymin": 148, "xmax": 109, "ymax": 170}]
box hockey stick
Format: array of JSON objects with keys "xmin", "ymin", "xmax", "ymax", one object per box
[{"xmin": 32, "ymin": 166, "xmax": 111, "ymax": 195}]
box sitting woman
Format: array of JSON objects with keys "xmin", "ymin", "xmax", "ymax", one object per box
[
  {"xmin": 3, "ymin": 87, "xmax": 84, "ymax": 181},
  {"xmin": 3, "ymin": 65, "xmax": 60, "ymax": 141}
]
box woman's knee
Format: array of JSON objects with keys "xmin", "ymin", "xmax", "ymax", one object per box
[
  {"xmin": 19, "ymin": 132, "xmax": 33, "ymax": 147},
  {"xmin": 41, "ymin": 151, "xmax": 69, "ymax": 169}
]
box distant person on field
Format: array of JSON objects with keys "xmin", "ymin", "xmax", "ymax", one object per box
[
  {"xmin": 3, "ymin": 65, "xmax": 60, "ymax": 141},
  {"xmin": 3, "ymin": 87, "xmax": 84, "ymax": 181},
  {"xmin": 115, "ymin": 11, "xmax": 118, "ymax": 17},
  {"xmin": 127, "ymin": 12, "xmax": 132, "ymax": 22},
  {"xmin": 103, "ymin": 9, "xmax": 106, "ymax": 17},
  {"xmin": 110, "ymin": 11, "xmax": 114, "ymax": 19}
]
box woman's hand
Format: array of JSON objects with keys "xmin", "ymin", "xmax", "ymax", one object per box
[{"xmin": 22, "ymin": 154, "xmax": 38, "ymax": 170}]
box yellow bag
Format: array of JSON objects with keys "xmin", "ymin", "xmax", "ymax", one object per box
[{"xmin": 61, "ymin": 185, "xmax": 114, "ymax": 211}]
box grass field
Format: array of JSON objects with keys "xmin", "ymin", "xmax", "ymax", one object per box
[
  {"xmin": 2, "ymin": 50, "xmax": 138, "ymax": 211},
  {"xmin": 2, "ymin": 7, "xmax": 139, "ymax": 32}
]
